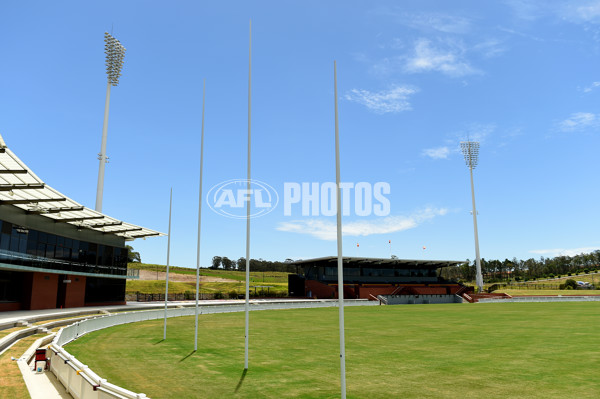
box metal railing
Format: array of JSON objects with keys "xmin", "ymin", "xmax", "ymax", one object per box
[
  {"xmin": 0, "ymin": 248, "xmax": 127, "ymax": 277},
  {"xmin": 47, "ymin": 299, "xmax": 377, "ymax": 398}
]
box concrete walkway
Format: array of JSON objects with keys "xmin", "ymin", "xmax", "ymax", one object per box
[{"xmin": 18, "ymin": 355, "xmax": 71, "ymax": 399}]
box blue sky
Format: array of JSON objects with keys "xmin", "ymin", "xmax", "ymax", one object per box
[{"xmin": 2, "ymin": 1, "xmax": 600, "ymax": 268}]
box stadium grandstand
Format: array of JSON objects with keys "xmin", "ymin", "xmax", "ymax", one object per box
[
  {"xmin": 0, "ymin": 133, "xmax": 163, "ymax": 311},
  {"xmin": 288, "ymin": 256, "xmax": 471, "ymax": 304}
]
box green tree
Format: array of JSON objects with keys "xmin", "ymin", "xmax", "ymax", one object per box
[
  {"xmin": 222, "ymin": 256, "xmax": 233, "ymax": 270},
  {"xmin": 211, "ymin": 256, "xmax": 222, "ymax": 269},
  {"xmin": 126, "ymin": 245, "xmax": 141, "ymax": 263}
]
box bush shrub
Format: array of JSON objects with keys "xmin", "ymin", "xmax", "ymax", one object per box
[{"xmin": 563, "ymin": 279, "xmax": 578, "ymax": 290}]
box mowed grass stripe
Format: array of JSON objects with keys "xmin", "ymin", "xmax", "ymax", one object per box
[{"xmin": 66, "ymin": 303, "xmax": 600, "ymax": 399}]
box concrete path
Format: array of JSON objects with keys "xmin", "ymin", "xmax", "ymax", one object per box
[{"xmin": 18, "ymin": 356, "xmax": 71, "ymax": 399}]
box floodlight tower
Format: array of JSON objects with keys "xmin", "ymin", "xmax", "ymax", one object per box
[
  {"xmin": 95, "ymin": 32, "xmax": 126, "ymax": 212},
  {"xmin": 461, "ymin": 141, "xmax": 484, "ymax": 293}
]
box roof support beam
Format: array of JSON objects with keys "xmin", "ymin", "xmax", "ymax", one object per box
[
  {"xmin": 1, "ymin": 198, "xmax": 66, "ymax": 205},
  {"xmin": 26, "ymin": 206, "xmax": 85, "ymax": 214},
  {"xmin": 54, "ymin": 216, "xmax": 105, "ymax": 223},
  {"xmin": 88, "ymin": 221, "xmax": 123, "ymax": 228},
  {"xmin": 0, "ymin": 169, "xmax": 27, "ymax": 174},
  {"xmin": 0, "ymin": 184, "xmax": 45, "ymax": 191},
  {"xmin": 107, "ymin": 228, "xmax": 143, "ymax": 234},
  {"xmin": 129, "ymin": 232, "xmax": 161, "ymax": 239}
]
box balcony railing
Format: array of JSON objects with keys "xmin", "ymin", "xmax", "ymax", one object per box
[{"xmin": 0, "ymin": 248, "xmax": 127, "ymax": 277}]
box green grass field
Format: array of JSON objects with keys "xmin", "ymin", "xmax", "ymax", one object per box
[{"xmin": 65, "ymin": 302, "xmax": 599, "ymax": 398}]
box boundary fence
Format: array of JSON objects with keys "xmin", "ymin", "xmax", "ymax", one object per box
[{"xmin": 47, "ymin": 299, "xmax": 376, "ymax": 399}]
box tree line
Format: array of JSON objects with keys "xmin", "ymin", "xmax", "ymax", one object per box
[
  {"xmin": 212, "ymin": 250, "xmax": 600, "ymax": 284},
  {"xmin": 211, "ymin": 256, "xmax": 300, "ymax": 273},
  {"xmin": 440, "ymin": 250, "xmax": 600, "ymax": 283}
]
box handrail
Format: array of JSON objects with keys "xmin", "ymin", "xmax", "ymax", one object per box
[{"xmin": 47, "ymin": 300, "xmax": 378, "ymax": 398}]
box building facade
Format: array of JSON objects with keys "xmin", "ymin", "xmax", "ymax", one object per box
[
  {"xmin": 289, "ymin": 256, "xmax": 470, "ymax": 302},
  {"xmin": 0, "ymin": 134, "xmax": 161, "ymax": 311}
]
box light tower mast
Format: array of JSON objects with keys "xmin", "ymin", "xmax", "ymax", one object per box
[
  {"xmin": 96, "ymin": 32, "xmax": 126, "ymax": 212},
  {"xmin": 461, "ymin": 141, "xmax": 484, "ymax": 293}
]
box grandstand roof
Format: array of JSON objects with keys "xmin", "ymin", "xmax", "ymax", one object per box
[
  {"xmin": 0, "ymin": 133, "xmax": 163, "ymax": 240},
  {"xmin": 291, "ymin": 256, "xmax": 463, "ymax": 269}
]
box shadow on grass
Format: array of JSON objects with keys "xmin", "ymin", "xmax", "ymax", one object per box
[
  {"xmin": 235, "ymin": 369, "xmax": 248, "ymax": 393},
  {"xmin": 180, "ymin": 351, "xmax": 196, "ymax": 362},
  {"xmin": 153, "ymin": 339, "xmax": 165, "ymax": 345}
]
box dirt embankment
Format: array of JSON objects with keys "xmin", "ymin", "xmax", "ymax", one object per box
[{"xmin": 138, "ymin": 270, "xmax": 238, "ymax": 283}]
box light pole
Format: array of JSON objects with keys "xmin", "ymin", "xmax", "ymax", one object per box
[
  {"xmin": 461, "ymin": 141, "xmax": 484, "ymax": 293},
  {"xmin": 96, "ymin": 32, "xmax": 126, "ymax": 212}
]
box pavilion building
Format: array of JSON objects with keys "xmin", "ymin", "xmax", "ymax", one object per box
[
  {"xmin": 0, "ymin": 134, "xmax": 162, "ymax": 311},
  {"xmin": 289, "ymin": 256, "xmax": 471, "ymax": 304}
]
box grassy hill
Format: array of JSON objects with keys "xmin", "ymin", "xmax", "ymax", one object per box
[{"xmin": 127, "ymin": 263, "xmax": 290, "ymax": 297}]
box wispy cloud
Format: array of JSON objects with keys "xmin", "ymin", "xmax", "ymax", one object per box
[
  {"xmin": 558, "ymin": 112, "xmax": 599, "ymax": 131},
  {"xmin": 447, "ymin": 122, "xmax": 496, "ymax": 143},
  {"xmin": 504, "ymin": 0, "xmax": 545, "ymax": 21},
  {"xmin": 404, "ymin": 39, "xmax": 479, "ymax": 77},
  {"xmin": 345, "ymin": 85, "xmax": 418, "ymax": 114},
  {"xmin": 401, "ymin": 12, "xmax": 472, "ymax": 34},
  {"xmin": 422, "ymin": 146, "xmax": 450, "ymax": 159},
  {"xmin": 472, "ymin": 39, "xmax": 507, "ymax": 58},
  {"xmin": 530, "ymin": 246, "xmax": 600, "ymax": 257},
  {"xmin": 372, "ymin": 8, "xmax": 472, "ymax": 34},
  {"xmin": 277, "ymin": 208, "xmax": 448, "ymax": 241},
  {"xmin": 565, "ymin": 1, "xmax": 600, "ymax": 23},
  {"xmin": 582, "ymin": 81, "xmax": 600, "ymax": 92}
]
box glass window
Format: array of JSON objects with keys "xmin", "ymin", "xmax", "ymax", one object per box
[
  {"xmin": 0, "ymin": 233, "xmax": 10, "ymax": 250},
  {"xmin": 18, "ymin": 237, "xmax": 27, "ymax": 253},
  {"xmin": 381, "ymin": 268, "xmax": 394, "ymax": 277},
  {"xmin": 46, "ymin": 244, "xmax": 55, "ymax": 258},
  {"xmin": 1, "ymin": 221, "xmax": 11, "ymax": 234},
  {"xmin": 103, "ymin": 246, "xmax": 113, "ymax": 266},
  {"xmin": 87, "ymin": 243, "xmax": 97, "ymax": 265},
  {"xmin": 37, "ymin": 243, "xmax": 46, "ymax": 257},
  {"xmin": 9, "ymin": 232, "xmax": 19, "ymax": 252},
  {"xmin": 38, "ymin": 231, "xmax": 47, "ymax": 244}
]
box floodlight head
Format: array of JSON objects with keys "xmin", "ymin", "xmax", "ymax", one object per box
[
  {"xmin": 460, "ymin": 141, "xmax": 480, "ymax": 169},
  {"xmin": 104, "ymin": 32, "xmax": 126, "ymax": 86}
]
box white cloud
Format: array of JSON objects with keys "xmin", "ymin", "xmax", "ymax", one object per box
[
  {"xmin": 446, "ymin": 123, "xmax": 495, "ymax": 144},
  {"xmin": 530, "ymin": 246, "xmax": 600, "ymax": 257},
  {"xmin": 345, "ymin": 85, "xmax": 418, "ymax": 114},
  {"xmin": 568, "ymin": 1, "xmax": 600, "ymax": 22},
  {"xmin": 404, "ymin": 39, "xmax": 479, "ymax": 77},
  {"xmin": 504, "ymin": 0, "xmax": 544, "ymax": 21},
  {"xmin": 472, "ymin": 39, "xmax": 507, "ymax": 58},
  {"xmin": 582, "ymin": 81, "xmax": 600, "ymax": 92},
  {"xmin": 277, "ymin": 208, "xmax": 448, "ymax": 241},
  {"xmin": 422, "ymin": 146, "xmax": 450, "ymax": 159},
  {"xmin": 558, "ymin": 112, "xmax": 598, "ymax": 131},
  {"xmin": 401, "ymin": 13, "xmax": 471, "ymax": 34},
  {"xmin": 372, "ymin": 8, "xmax": 472, "ymax": 34}
]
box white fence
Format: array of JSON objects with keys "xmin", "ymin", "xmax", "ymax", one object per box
[
  {"xmin": 47, "ymin": 299, "xmax": 376, "ymax": 399},
  {"xmin": 477, "ymin": 295, "xmax": 600, "ymax": 303}
]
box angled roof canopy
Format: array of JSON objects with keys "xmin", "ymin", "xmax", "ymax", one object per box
[
  {"xmin": 0, "ymin": 133, "xmax": 164, "ymax": 240},
  {"xmin": 291, "ymin": 256, "xmax": 464, "ymax": 269}
]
